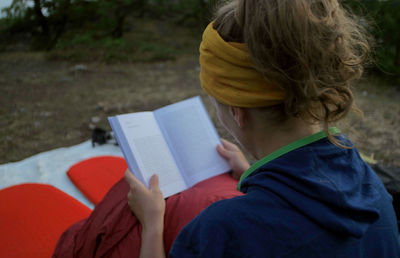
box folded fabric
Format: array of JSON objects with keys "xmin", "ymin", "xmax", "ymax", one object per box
[
  {"xmin": 0, "ymin": 183, "xmax": 91, "ymax": 258},
  {"xmin": 53, "ymin": 173, "xmax": 243, "ymax": 257},
  {"xmin": 67, "ymin": 156, "xmax": 127, "ymax": 205}
]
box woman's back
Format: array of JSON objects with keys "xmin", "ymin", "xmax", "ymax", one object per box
[{"xmin": 171, "ymin": 136, "xmax": 400, "ymax": 257}]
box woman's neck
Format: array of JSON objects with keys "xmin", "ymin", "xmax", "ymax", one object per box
[{"xmin": 246, "ymin": 119, "xmax": 321, "ymax": 160}]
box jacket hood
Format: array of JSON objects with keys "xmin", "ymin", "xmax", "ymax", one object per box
[{"xmin": 240, "ymin": 137, "xmax": 385, "ymax": 238}]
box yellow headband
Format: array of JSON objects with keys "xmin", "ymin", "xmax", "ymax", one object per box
[{"xmin": 199, "ymin": 22, "xmax": 285, "ymax": 107}]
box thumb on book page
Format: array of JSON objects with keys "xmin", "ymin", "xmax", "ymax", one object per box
[{"xmin": 149, "ymin": 174, "xmax": 160, "ymax": 191}]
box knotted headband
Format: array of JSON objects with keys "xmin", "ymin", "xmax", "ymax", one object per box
[{"xmin": 200, "ymin": 22, "xmax": 285, "ymax": 107}]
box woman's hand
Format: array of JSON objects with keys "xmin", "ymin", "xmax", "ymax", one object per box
[
  {"xmin": 124, "ymin": 170, "xmax": 166, "ymax": 258},
  {"xmin": 217, "ymin": 139, "xmax": 250, "ymax": 180},
  {"xmin": 124, "ymin": 170, "xmax": 166, "ymax": 230}
]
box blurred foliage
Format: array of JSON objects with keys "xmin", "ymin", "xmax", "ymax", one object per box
[
  {"xmin": 0, "ymin": 0, "xmax": 399, "ymax": 76},
  {"xmin": 0, "ymin": 0, "xmax": 213, "ymax": 62},
  {"xmin": 343, "ymin": 0, "xmax": 400, "ymax": 79},
  {"xmin": 45, "ymin": 17, "xmax": 200, "ymax": 63}
]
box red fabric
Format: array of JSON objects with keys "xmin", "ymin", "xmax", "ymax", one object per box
[
  {"xmin": 0, "ymin": 183, "xmax": 91, "ymax": 258},
  {"xmin": 67, "ymin": 156, "xmax": 127, "ymax": 205},
  {"xmin": 53, "ymin": 173, "xmax": 243, "ymax": 257}
]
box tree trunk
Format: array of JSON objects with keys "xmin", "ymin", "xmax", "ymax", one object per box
[
  {"xmin": 111, "ymin": 9, "xmax": 126, "ymax": 38},
  {"xmin": 110, "ymin": 0, "xmax": 147, "ymax": 38},
  {"xmin": 33, "ymin": 0, "xmax": 50, "ymax": 37},
  {"xmin": 395, "ymin": 41, "xmax": 400, "ymax": 67},
  {"xmin": 48, "ymin": 0, "xmax": 71, "ymax": 50}
]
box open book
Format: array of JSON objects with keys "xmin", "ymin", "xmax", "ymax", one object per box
[{"xmin": 108, "ymin": 96, "xmax": 231, "ymax": 197}]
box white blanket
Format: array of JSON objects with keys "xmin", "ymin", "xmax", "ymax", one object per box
[{"xmin": 0, "ymin": 141, "xmax": 123, "ymax": 209}]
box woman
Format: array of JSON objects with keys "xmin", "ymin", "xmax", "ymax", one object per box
[{"xmin": 124, "ymin": 0, "xmax": 400, "ymax": 257}]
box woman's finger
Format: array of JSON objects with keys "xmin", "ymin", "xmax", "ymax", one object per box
[
  {"xmin": 217, "ymin": 144, "xmax": 234, "ymax": 159},
  {"xmin": 149, "ymin": 174, "xmax": 160, "ymax": 192},
  {"xmin": 124, "ymin": 169, "xmax": 146, "ymax": 191},
  {"xmin": 221, "ymin": 138, "xmax": 239, "ymax": 150},
  {"xmin": 124, "ymin": 169, "xmax": 135, "ymax": 184}
]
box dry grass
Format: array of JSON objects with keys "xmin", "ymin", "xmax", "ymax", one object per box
[
  {"xmin": 1, "ymin": 51, "xmax": 399, "ymax": 166},
  {"xmin": 338, "ymin": 77, "xmax": 400, "ymax": 165}
]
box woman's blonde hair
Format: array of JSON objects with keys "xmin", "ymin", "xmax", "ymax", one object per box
[{"xmin": 213, "ymin": 0, "xmax": 371, "ymax": 145}]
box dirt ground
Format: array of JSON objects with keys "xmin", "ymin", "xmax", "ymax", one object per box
[{"xmin": 1, "ymin": 51, "xmax": 399, "ymax": 167}]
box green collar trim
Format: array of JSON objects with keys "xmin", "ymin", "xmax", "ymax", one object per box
[{"xmin": 237, "ymin": 127, "xmax": 341, "ymax": 191}]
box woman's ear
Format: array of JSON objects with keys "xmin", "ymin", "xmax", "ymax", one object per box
[{"xmin": 230, "ymin": 107, "xmax": 247, "ymax": 128}]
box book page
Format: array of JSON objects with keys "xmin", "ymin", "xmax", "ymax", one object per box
[
  {"xmin": 154, "ymin": 97, "xmax": 231, "ymax": 187},
  {"xmin": 115, "ymin": 112, "xmax": 186, "ymax": 197}
]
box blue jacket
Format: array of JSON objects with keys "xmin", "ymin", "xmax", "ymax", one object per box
[{"xmin": 170, "ymin": 136, "xmax": 400, "ymax": 257}]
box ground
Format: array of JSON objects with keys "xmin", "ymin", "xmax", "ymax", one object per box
[{"xmin": 1, "ymin": 51, "xmax": 399, "ymax": 167}]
